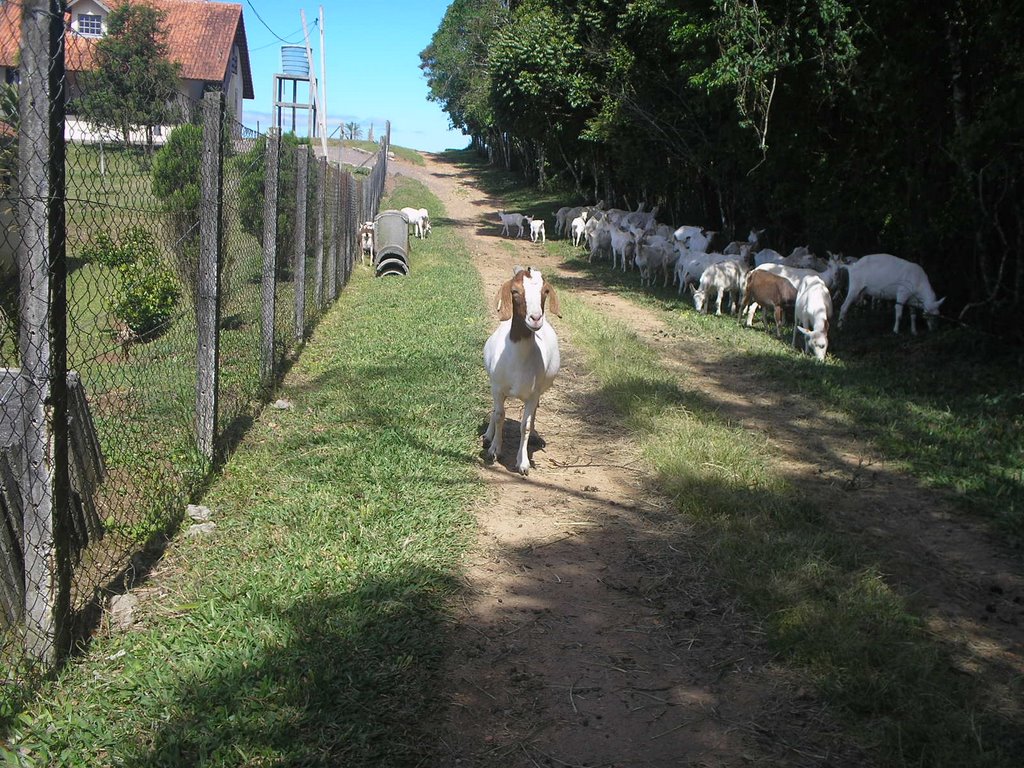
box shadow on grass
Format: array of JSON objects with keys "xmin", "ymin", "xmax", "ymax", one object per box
[{"xmin": 121, "ymin": 568, "xmax": 458, "ymax": 766}]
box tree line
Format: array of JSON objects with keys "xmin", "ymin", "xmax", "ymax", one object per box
[{"xmin": 420, "ymin": 0, "xmax": 1023, "ymax": 337}]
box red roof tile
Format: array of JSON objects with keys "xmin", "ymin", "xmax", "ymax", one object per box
[{"xmin": 0, "ymin": 0, "xmax": 253, "ymax": 99}]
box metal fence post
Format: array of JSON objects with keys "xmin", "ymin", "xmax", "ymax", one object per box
[
  {"xmin": 294, "ymin": 147, "xmax": 308, "ymax": 343},
  {"xmin": 260, "ymin": 129, "xmax": 280, "ymax": 390},
  {"xmin": 17, "ymin": 0, "xmax": 70, "ymax": 665},
  {"xmin": 196, "ymin": 91, "xmax": 224, "ymax": 461}
]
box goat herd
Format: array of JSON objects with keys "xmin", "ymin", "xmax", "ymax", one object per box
[
  {"xmin": 496, "ymin": 202, "xmax": 946, "ymax": 362},
  {"xmin": 355, "ymin": 201, "xmax": 944, "ymax": 474}
]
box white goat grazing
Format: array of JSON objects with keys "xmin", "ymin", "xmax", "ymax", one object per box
[
  {"xmin": 357, "ymin": 221, "xmax": 374, "ymax": 266},
  {"xmin": 529, "ymin": 218, "xmax": 546, "ymax": 243},
  {"xmin": 837, "ymin": 253, "xmax": 944, "ymax": 334},
  {"xmin": 742, "ymin": 258, "xmax": 841, "ymax": 326},
  {"xmin": 793, "ymin": 275, "xmax": 833, "ymax": 361},
  {"xmin": 674, "ymin": 249, "xmax": 734, "ymax": 294},
  {"xmin": 498, "ymin": 212, "xmax": 529, "ymax": 238},
  {"xmin": 634, "ymin": 236, "xmax": 677, "ymax": 288},
  {"xmin": 680, "ymin": 229, "xmax": 715, "ymax": 253},
  {"xmin": 483, "ymin": 267, "xmax": 561, "ymax": 475},
  {"xmin": 693, "ymin": 259, "xmax": 747, "ymax": 315},
  {"xmin": 400, "ymin": 207, "xmax": 430, "ymax": 239}
]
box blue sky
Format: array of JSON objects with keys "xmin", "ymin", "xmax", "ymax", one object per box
[{"xmin": 239, "ymin": 1, "xmax": 468, "ymax": 153}]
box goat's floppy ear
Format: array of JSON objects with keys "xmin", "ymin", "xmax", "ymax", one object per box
[
  {"xmin": 496, "ymin": 280, "xmax": 514, "ymax": 321},
  {"xmin": 544, "ymin": 282, "xmax": 562, "ymax": 318}
]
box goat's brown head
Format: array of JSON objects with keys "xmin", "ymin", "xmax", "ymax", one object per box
[{"xmin": 496, "ymin": 267, "xmax": 561, "ymax": 334}]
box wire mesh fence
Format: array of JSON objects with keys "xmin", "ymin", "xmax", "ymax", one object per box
[{"xmin": 0, "ymin": 0, "xmax": 389, "ymax": 719}]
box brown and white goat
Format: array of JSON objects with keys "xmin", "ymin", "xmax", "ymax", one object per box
[
  {"xmin": 482, "ymin": 267, "xmax": 561, "ymax": 475},
  {"xmin": 741, "ymin": 268, "xmax": 797, "ymax": 337}
]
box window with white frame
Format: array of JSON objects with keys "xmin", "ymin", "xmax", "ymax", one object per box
[{"xmin": 77, "ymin": 14, "xmax": 103, "ymax": 37}]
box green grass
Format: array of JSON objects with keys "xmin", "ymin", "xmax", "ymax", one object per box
[
  {"xmin": 333, "ymin": 138, "xmax": 426, "ymax": 167},
  {"xmin": 2, "ymin": 177, "xmax": 490, "ymax": 766},
  {"xmin": 560, "ymin": 294, "xmax": 1023, "ymax": 766}
]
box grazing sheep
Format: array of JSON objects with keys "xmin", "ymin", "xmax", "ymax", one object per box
[{"xmin": 483, "ymin": 267, "xmax": 562, "ymax": 475}]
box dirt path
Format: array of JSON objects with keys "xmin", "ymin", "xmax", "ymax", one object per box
[{"xmin": 389, "ymin": 154, "xmax": 1023, "ymax": 767}]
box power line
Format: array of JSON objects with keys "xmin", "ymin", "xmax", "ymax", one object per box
[
  {"xmin": 244, "ymin": 0, "xmax": 316, "ymax": 44},
  {"xmin": 251, "ymin": 26, "xmax": 305, "ymax": 51}
]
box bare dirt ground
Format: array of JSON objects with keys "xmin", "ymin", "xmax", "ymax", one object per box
[{"xmin": 387, "ymin": 152, "xmax": 1024, "ymax": 767}]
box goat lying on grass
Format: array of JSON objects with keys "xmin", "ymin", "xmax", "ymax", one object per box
[{"xmin": 483, "ymin": 266, "xmax": 561, "ymax": 475}]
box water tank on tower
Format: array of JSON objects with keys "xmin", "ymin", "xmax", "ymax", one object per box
[{"xmin": 280, "ymin": 45, "xmax": 309, "ymax": 77}]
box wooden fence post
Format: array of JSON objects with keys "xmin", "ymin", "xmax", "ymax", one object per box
[
  {"xmin": 260, "ymin": 129, "xmax": 279, "ymax": 390},
  {"xmin": 313, "ymin": 157, "xmax": 324, "ymax": 309},
  {"xmin": 196, "ymin": 91, "xmax": 224, "ymax": 461},
  {"xmin": 16, "ymin": 0, "xmax": 70, "ymax": 665},
  {"xmin": 294, "ymin": 147, "xmax": 308, "ymax": 343},
  {"xmin": 341, "ymin": 173, "xmax": 353, "ymax": 287},
  {"xmin": 323, "ymin": 160, "xmax": 335, "ymax": 303}
]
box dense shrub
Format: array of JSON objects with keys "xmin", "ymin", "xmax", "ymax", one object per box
[{"xmin": 82, "ymin": 226, "xmax": 179, "ymax": 338}]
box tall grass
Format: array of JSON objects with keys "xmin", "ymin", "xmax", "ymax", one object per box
[{"xmin": 1, "ymin": 176, "xmax": 490, "ymax": 766}]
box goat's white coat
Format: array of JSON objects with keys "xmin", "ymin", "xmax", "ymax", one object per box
[
  {"xmin": 793, "ymin": 275, "xmax": 833, "ymax": 361},
  {"xmin": 570, "ymin": 214, "xmax": 588, "ymax": 247},
  {"xmin": 400, "ymin": 207, "xmax": 430, "ymax": 239},
  {"xmin": 674, "ymin": 250, "xmax": 734, "ymax": 294},
  {"xmin": 529, "ymin": 218, "xmax": 546, "ymax": 243},
  {"xmin": 837, "ymin": 253, "xmax": 944, "ymax": 334},
  {"xmin": 483, "ymin": 268, "xmax": 561, "ymax": 475},
  {"xmin": 357, "ymin": 221, "xmax": 373, "ymax": 266},
  {"xmin": 498, "ymin": 212, "xmax": 529, "ymax": 238},
  {"xmin": 693, "ymin": 259, "xmax": 747, "ymax": 315}
]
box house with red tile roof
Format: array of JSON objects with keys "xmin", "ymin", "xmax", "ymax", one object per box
[{"xmin": 0, "ymin": 0, "xmax": 253, "ymax": 140}]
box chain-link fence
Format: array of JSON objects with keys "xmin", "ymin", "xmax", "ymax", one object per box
[{"xmin": 0, "ymin": 0, "xmax": 389, "ymax": 717}]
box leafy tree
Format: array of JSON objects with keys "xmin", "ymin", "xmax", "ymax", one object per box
[
  {"xmin": 420, "ymin": 0, "xmax": 507, "ymax": 156},
  {"xmin": 79, "ymin": 1, "xmax": 182, "ymax": 150},
  {"xmin": 343, "ymin": 122, "xmax": 363, "ymax": 140},
  {"xmin": 151, "ymin": 123, "xmax": 202, "ymax": 305},
  {"xmin": 234, "ymin": 132, "xmax": 310, "ymax": 279}
]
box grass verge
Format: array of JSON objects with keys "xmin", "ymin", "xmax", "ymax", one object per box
[
  {"xmin": 559, "ymin": 291, "xmax": 1023, "ymax": 766},
  {"xmin": 1, "ymin": 176, "xmax": 490, "ymax": 766}
]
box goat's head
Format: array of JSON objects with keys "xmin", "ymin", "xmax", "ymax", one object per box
[
  {"xmin": 923, "ymin": 297, "xmax": 945, "ymax": 330},
  {"xmin": 797, "ymin": 324, "xmax": 829, "ymax": 362},
  {"xmin": 496, "ymin": 267, "xmax": 561, "ymax": 333}
]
